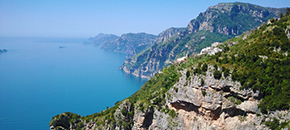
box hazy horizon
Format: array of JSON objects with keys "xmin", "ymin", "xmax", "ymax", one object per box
[{"xmin": 1, "ymin": 0, "xmax": 290, "ymax": 38}]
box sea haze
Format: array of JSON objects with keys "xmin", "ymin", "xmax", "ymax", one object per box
[{"xmin": 0, "ymin": 37, "xmax": 147, "ymax": 130}]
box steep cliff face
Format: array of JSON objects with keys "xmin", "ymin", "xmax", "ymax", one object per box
[
  {"xmin": 50, "ymin": 15, "xmax": 290, "ymax": 130},
  {"xmin": 187, "ymin": 2, "xmax": 284, "ymax": 35},
  {"xmin": 155, "ymin": 27, "xmax": 186, "ymax": 44},
  {"xmin": 120, "ymin": 2, "xmax": 286, "ymax": 79}
]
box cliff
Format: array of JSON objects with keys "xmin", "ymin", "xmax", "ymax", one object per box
[
  {"xmin": 120, "ymin": 2, "xmax": 286, "ymax": 79},
  {"xmin": 50, "ymin": 12, "xmax": 290, "ymax": 130}
]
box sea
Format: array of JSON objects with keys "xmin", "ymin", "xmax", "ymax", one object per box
[{"xmin": 0, "ymin": 37, "xmax": 147, "ymax": 130}]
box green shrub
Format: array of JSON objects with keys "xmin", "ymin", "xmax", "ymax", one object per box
[
  {"xmin": 174, "ymin": 87, "xmax": 178, "ymax": 93},
  {"xmin": 264, "ymin": 118, "xmax": 280, "ymax": 130},
  {"xmin": 224, "ymin": 68, "xmax": 230, "ymax": 77},
  {"xmin": 201, "ymin": 79, "xmax": 205, "ymax": 86},
  {"xmin": 238, "ymin": 115, "xmax": 247, "ymax": 122},
  {"xmin": 202, "ymin": 63, "xmax": 208, "ymax": 72},
  {"xmin": 213, "ymin": 70, "xmax": 222, "ymax": 79},
  {"xmin": 202, "ymin": 90, "xmax": 207, "ymax": 96},
  {"xmin": 168, "ymin": 109, "xmax": 177, "ymax": 118},
  {"xmin": 186, "ymin": 70, "xmax": 190, "ymax": 78}
]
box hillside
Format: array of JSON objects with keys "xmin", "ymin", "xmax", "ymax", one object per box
[
  {"xmin": 100, "ymin": 33, "xmax": 157, "ymax": 56},
  {"xmin": 49, "ymin": 9, "xmax": 290, "ymax": 130},
  {"xmin": 83, "ymin": 33, "xmax": 118, "ymax": 46},
  {"xmin": 84, "ymin": 33, "xmax": 157, "ymax": 57},
  {"xmin": 120, "ymin": 2, "xmax": 286, "ymax": 79}
]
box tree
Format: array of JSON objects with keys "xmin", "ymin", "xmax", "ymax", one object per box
[
  {"xmin": 214, "ymin": 64, "xmax": 218, "ymax": 70},
  {"xmin": 201, "ymin": 78, "xmax": 205, "ymax": 86},
  {"xmin": 214, "ymin": 70, "xmax": 222, "ymax": 79},
  {"xmin": 280, "ymin": 12, "xmax": 284, "ymax": 18},
  {"xmin": 286, "ymin": 8, "xmax": 290, "ymax": 16},
  {"xmin": 224, "ymin": 68, "xmax": 230, "ymax": 77},
  {"xmin": 231, "ymin": 55, "xmax": 236, "ymax": 62},
  {"xmin": 186, "ymin": 70, "xmax": 190, "ymax": 78},
  {"xmin": 222, "ymin": 66, "xmax": 226, "ymax": 72},
  {"xmin": 202, "ymin": 63, "xmax": 208, "ymax": 72}
]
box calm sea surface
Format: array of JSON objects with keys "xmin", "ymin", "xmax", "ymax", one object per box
[{"xmin": 0, "ymin": 37, "xmax": 147, "ymax": 130}]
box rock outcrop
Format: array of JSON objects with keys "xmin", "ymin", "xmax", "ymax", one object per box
[
  {"xmin": 187, "ymin": 2, "xmax": 285, "ymax": 35},
  {"xmin": 0, "ymin": 49, "xmax": 8, "ymax": 53}
]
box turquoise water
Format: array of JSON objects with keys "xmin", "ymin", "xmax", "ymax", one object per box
[{"xmin": 0, "ymin": 37, "xmax": 147, "ymax": 130}]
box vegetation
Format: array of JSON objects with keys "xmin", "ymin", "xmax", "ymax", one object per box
[
  {"xmin": 213, "ymin": 70, "xmax": 222, "ymax": 79},
  {"xmin": 264, "ymin": 118, "xmax": 290, "ymax": 130},
  {"xmin": 209, "ymin": 15, "xmax": 290, "ymax": 113},
  {"xmin": 201, "ymin": 78, "xmax": 205, "ymax": 86},
  {"xmin": 202, "ymin": 90, "xmax": 207, "ymax": 96},
  {"xmin": 227, "ymin": 96, "xmax": 242, "ymax": 105}
]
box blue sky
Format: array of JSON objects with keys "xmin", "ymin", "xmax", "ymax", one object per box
[{"xmin": 0, "ymin": 0, "xmax": 289, "ymax": 38}]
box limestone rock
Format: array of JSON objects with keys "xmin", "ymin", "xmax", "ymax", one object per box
[{"xmin": 236, "ymin": 100, "xmax": 259, "ymax": 113}]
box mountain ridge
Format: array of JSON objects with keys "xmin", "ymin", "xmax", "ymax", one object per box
[{"xmin": 120, "ymin": 2, "xmax": 286, "ymax": 79}]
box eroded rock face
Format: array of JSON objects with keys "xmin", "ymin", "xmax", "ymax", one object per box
[
  {"xmin": 128, "ymin": 66, "xmax": 286, "ymax": 130},
  {"xmin": 187, "ymin": 2, "xmax": 284, "ymax": 36}
]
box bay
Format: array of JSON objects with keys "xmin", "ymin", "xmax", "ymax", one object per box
[{"xmin": 0, "ymin": 37, "xmax": 147, "ymax": 130}]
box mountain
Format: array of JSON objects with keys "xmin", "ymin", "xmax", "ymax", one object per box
[
  {"xmin": 100, "ymin": 33, "xmax": 157, "ymax": 56},
  {"xmin": 120, "ymin": 2, "xmax": 286, "ymax": 79},
  {"xmin": 155, "ymin": 27, "xmax": 186, "ymax": 44},
  {"xmin": 84, "ymin": 33, "xmax": 157, "ymax": 57},
  {"xmin": 83, "ymin": 33, "xmax": 118, "ymax": 46},
  {"xmin": 187, "ymin": 2, "xmax": 284, "ymax": 35},
  {"xmin": 49, "ymin": 12, "xmax": 290, "ymax": 130}
]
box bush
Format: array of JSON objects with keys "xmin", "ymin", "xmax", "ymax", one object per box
[
  {"xmin": 224, "ymin": 68, "xmax": 230, "ymax": 77},
  {"xmin": 186, "ymin": 70, "xmax": 190, "ymax": 78},
  {"xmin": 202, "ymin": 90, "xmax": 207, "ymax": 96},
  {"xmin": 168, "ymin": 110, "xmax": 177, "ymax": 118},
  {"xmin": 213, "ymin": 70, "xmax": 222, "ymax": 79},
  {"xmin": 222, "ymin": 66, "xmax": 226, "ymax": 72},
  {"xmin": 201, "ymin": 79, "xmax": 205, "ymax": 86},
  {"xmin": 264, "ymin": 118, "xmax": 280, "ymax": 130},
  {"xmin": 174, "ymin": 87, "xmax": 178, "ymax": 93},
  {"xmin": 214, "ymin": 64, "xmax": 218, "ymax": 70},
  {"xmin": 202, "ymin": 63, "xmax": 208, "ymax": 72}
]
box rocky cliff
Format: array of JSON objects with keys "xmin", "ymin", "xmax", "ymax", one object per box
[
  {"xmin": 187, "ymin": 2, "xmax": 284, "ymax": 35},
  {"xmin": 155, "ymin": 27, "xmax": 186, "ymax": 44},
  {"xmin": 120, "ymin": 2, "xmax": 286, "ymax": 79},
  {"xmin": 49, "ymin": 67, "xmax": 290, "ymax": 130},
  {"xmin": 50, "ymin": 13, "xmax": 290, "ymax": 130}
]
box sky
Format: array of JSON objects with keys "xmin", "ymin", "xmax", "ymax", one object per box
[{"xmin": 0, "ymin": 0, "xmax": 290, "ymax": 38}]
